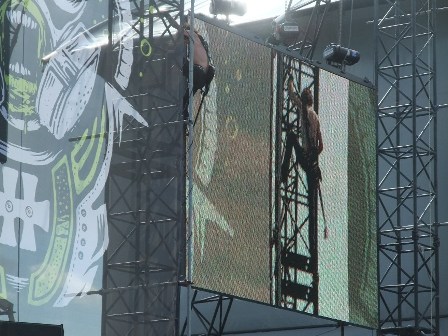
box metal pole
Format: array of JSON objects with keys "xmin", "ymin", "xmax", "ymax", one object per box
[
  {"xmin": 410, "ymin": 0, "xmax": 419, "ymax": 328},
  {"xmin": 338, "ymin": 0, "xmax": 343, "ymax": 45},
  {"xmin": 431, "ymin": 0, "xmax": 440, "ymax": 333},
  {"xmin": 186, "ymin": 2, "xmax": 195, "ymax": 336}
]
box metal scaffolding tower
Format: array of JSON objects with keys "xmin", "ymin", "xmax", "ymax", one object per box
[
  {"xmin": 93, "ymin": 0, "xmax": 442, "ymax": 335},
  {"xmin": 374, "ymin": 0, "xmax": 439, "ymax": 335},
  {"xmin": 180, "ymin": 289, "xmax": 234, "ymax": 336},
  {"xmin": 286, "ymin": 0, "xmax": 332, "ymax": 59},
  {"xmin": 274, "ymin": 56, "xmax": 320, "ymax": 314},
  {"xmin": 272, "ymin": 0, "xmax": 330, "ymax": 317},
  {"xmin": 102, "ymin": 1, "xmax": 186, "ymax": 335}
]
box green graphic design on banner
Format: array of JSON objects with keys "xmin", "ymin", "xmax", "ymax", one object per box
[
  {"xmin": 71, "ymin": 110, "xmax": 106, "ymax": 196},
  {"xmin": 29, "ymin": 155, "xmax": 74, "ymax": 306},
  {"xmin": 0, "ymin": 0, "xmax": 144, "ymax": 311},
  {"xmin": 0, "ymin": 0, "xmax": 47, "ymax": 116}
]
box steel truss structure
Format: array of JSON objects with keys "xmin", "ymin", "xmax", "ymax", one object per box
[
  {"xmin": 103, "ymin": 1, "xmax": 186, "ymax": 335},
  {"xmin": 180, "ymin": 289, "xmax": 233, "ymax": 336},
  {"xmin": 375, "ymin": 0, "xmax": 439, "ymax": 335},
  {"xmin": 96, "ymin": 0, "xmax": 441, "ymax": 334},
  {"xmin": 267, "ymin": 0, "xmax": 330, "ymax": 318},
  {"xmin": 286, "ymin": 0, "xmax": 332, "ymax": 59}
]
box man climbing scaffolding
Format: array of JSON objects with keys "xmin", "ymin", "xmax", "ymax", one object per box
[
  {"xmin": 159, "ymin": 12, "xmax": 215, "ymax": 121},
  {"xmin": 281, "ymin": 74, "xmax": 325, "ymax": 251},
  {"xmin": 281, "ymin": 75, "xmax": 323, "ymax": 184},
  {"xmin": 181, "ymin": 22, "xmax": 215, "ymax": 121}
]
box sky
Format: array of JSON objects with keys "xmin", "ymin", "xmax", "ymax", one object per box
[
  {"xmin": 185, "ymin": 0, "xmax": 304, "ymax": 25},
  {"xmin": 186, "ymin": 0, "xmax": 340, "ymax": 25}
]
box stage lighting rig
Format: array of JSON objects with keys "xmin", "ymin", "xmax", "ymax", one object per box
[
  {"xmin": 209, "ymin": 0, "xmax": 247, "ymax": 21},
  {"xmin": 323, "ymin": 43, "xmax": 360, "ymax": 68},
  {"xmin": 267, "ymin": 13, "xmax": 300, "ymax": 46}
]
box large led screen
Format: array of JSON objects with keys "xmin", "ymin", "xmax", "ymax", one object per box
[
  {"xmin": 192, "ymin": 20, "xmax": 377, "ymax": 329},
  {"xmin": 191, "ymin": 20, "xmax": 272, "ymax": 303}
]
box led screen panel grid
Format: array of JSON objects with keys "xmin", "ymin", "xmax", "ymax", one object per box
[
  {"xmin": 317, "ymin": 69, "xmax": 378, "ymax": 328},
  {"xmin": 273, "ymin": 63, "xmax": 377, "ymax": 328},
  {"xmin": 346, "ymin": 77, "xmax": 378, "ymax": 328},
  {"xmin": 191, "ymin": 20, "xmax": 272, "ymax": 304},
  {"xmin": 191, "ymin": 19, "xmax": 378, "ymax": 329}
]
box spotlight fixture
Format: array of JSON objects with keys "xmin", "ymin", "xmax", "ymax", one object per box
[
  {"xmin": 274, "ymin": 21, "xmax": 299, "ymax": 42},
  {"xmin": 323, "ymin": 43, "xmax": 360, "ymax": 67},
  {"xmin": 209, "ymin": 0, "xmax": 247, "ymax": 18},
  {"xmin": 267, "ymin": 13, "xmax": 300, "ymax": 46}
]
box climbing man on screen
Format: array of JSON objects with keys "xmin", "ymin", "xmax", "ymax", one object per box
[
  {"xmin": 159, "ymin": 13, "xmax": 215, "ymax": 120},
  {"xmin": 181, "ymin": 22, "xmax": 215, "ymax": 121},
  {"xmin": 281, "ymin": 76, "xmax": 323, "ymax": 184},
  {"xmin": 281, "ymin": 74, "xmax": 327, "ymax": 249}
]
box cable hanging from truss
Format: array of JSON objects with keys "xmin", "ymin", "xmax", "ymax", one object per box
[{"xmin": 348, "ymin": 0, "xmax": 354, "ymax": 48}]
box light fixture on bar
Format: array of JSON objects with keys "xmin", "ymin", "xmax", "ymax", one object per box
[
  {"xmin": 323, "ymin": 43, "xmax": 360, "ymax": 67},
  {"xmin": 266, "ymin": 12, "xmax": 299, "ymax": 46},
  {"xmin": 209, "ymin": 0, "xmax": 247, "ymax": 19}
]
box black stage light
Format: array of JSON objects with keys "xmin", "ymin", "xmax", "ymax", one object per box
[
  {"xmin": 274, "ymin": 21, "xmax": 299, "ymax": 41},
  {"xmin": 267, "ymin": 13, "xmax": 299, "ymax": 46},
  {"xmin": 323, "ymin": 43, "xmax": 360, "ymax": 66},
  {"xmin": 209, "ymin": 0, "xmax": 247, "ymax": 17}
]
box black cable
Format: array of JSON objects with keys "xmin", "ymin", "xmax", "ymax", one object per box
[{"xmin": 348, "ymin": 0, "xmax": 354, "ymax": 47}]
